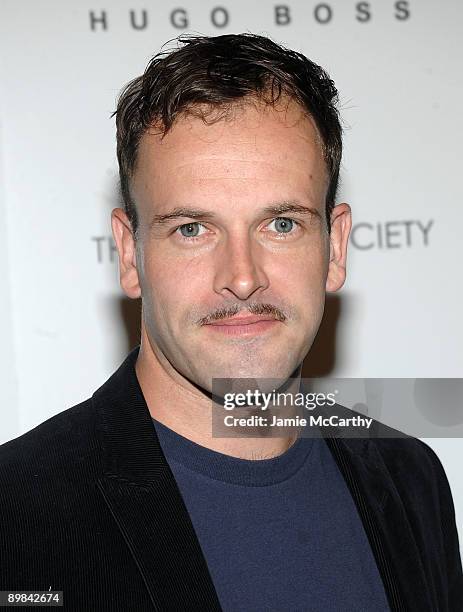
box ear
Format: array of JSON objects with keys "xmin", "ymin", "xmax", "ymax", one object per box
[
  {"xmin": 111, "ymin": 208, "xmax": 141, "ymax": 299},
  {"xmin": 325, "ymin": 203, "xmax": 352, "ymax": 292}
]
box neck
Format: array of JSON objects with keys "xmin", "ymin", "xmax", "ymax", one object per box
[{"xmin": 135, "ymin": 327, "xmax": 300, "ymax": 460}]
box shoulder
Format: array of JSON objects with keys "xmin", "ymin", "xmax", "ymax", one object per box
[
  {"xmin": 333, "ymin": 404, "xmax": 452, "ymax": 494},
  {"xmin": 365, "ymin": 434, "xmax": 457, "ymax": 527},
  {"xmin": 331, "ymin": 403, "xmax": 457, "ymax": 516},
  {"xmin": 371, "ymin": 433, "xmax": 450, "ymax": 489},
  {"xmin": 0, "ymin": 397, "xmax": 99, "ymax": 485},
  {"xmin": 373, "ymin": 434, "xmax": 445, "ymax": 474}
]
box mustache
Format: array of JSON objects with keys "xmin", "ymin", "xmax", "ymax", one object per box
[{"xmin": 197, "ymin": 302, "xmax": 287, "ymax": 326}]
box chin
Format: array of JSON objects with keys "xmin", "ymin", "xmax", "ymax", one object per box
[{"xmin": 205, "ymin": 359, "xmax": 298, "ymax": 385}]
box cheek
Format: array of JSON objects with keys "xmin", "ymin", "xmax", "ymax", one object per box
[
  {"xmin": 140, "ymin": 251, "xmax": 203, "ymax": 321},
  {"xmin": 277, "ymin": 242, "xmax": 328, "ymax": 294}
]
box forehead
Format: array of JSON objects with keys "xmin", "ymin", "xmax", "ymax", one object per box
[{"xmin": 132, "ymin": 98, "xmax": 328, "ymax": 211}]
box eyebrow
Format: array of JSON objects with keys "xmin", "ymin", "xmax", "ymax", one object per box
[{"xmin": 149, "ymin": 201, "xmax": 322, "ymax": 229}]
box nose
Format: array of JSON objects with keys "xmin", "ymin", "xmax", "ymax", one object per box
[{"xmin": 213, "ymin": 233, "xmax": 269, "ymax": 301}]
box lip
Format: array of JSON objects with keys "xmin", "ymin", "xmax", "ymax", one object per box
[
  {"xmin": 205, "ymin": 315, "xmax": 280, "ymax": 336},
  {"xmin": 209, "ymin": 315, "xmax": 277, "ymax": 326}
]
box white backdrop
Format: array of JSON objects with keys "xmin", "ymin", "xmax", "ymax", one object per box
[{"xmin": 1, "ymin": 0, "xmax": 462, "ymax": 548}]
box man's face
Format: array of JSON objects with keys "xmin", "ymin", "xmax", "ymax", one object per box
[{"xmin": 114, "ymin": 98, "xmax": 349, "ymax": 390}]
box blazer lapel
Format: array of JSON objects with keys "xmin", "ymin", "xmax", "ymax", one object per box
[{"xmin": 92, "ymin": 346, "xmax": 222, "ymax": 611}]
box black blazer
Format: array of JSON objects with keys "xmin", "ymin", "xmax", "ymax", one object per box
[{"xmin": 0, "ymin": 346, "xmax": 462, "ymax": 611}]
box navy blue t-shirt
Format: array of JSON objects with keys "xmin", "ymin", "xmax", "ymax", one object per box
[{"xmin": 152, "ymin": 417, "xmax": 390, "ymax": 612}]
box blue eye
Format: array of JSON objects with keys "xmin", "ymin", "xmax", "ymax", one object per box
[
  {"xmin": 269, "ymin": 217, "xmax": 297, "ymax": 234},
  {"xmin": 178, "ymin": 222, "xmax": 206, "ymax": 238}
]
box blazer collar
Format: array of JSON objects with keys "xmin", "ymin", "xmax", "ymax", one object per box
[{"xmin": 91, "ymin": 346, "xmax": 432, "ymax": 611}]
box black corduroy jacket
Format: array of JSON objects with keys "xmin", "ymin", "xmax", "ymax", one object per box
[{"xmin": 0, "ymin": 346, "xmax": 462, "ymax": 611}]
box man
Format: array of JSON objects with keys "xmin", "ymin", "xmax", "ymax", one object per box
[{"xmin": 0, "ymin": 33, "xmax": 461, "ymax": 611}]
